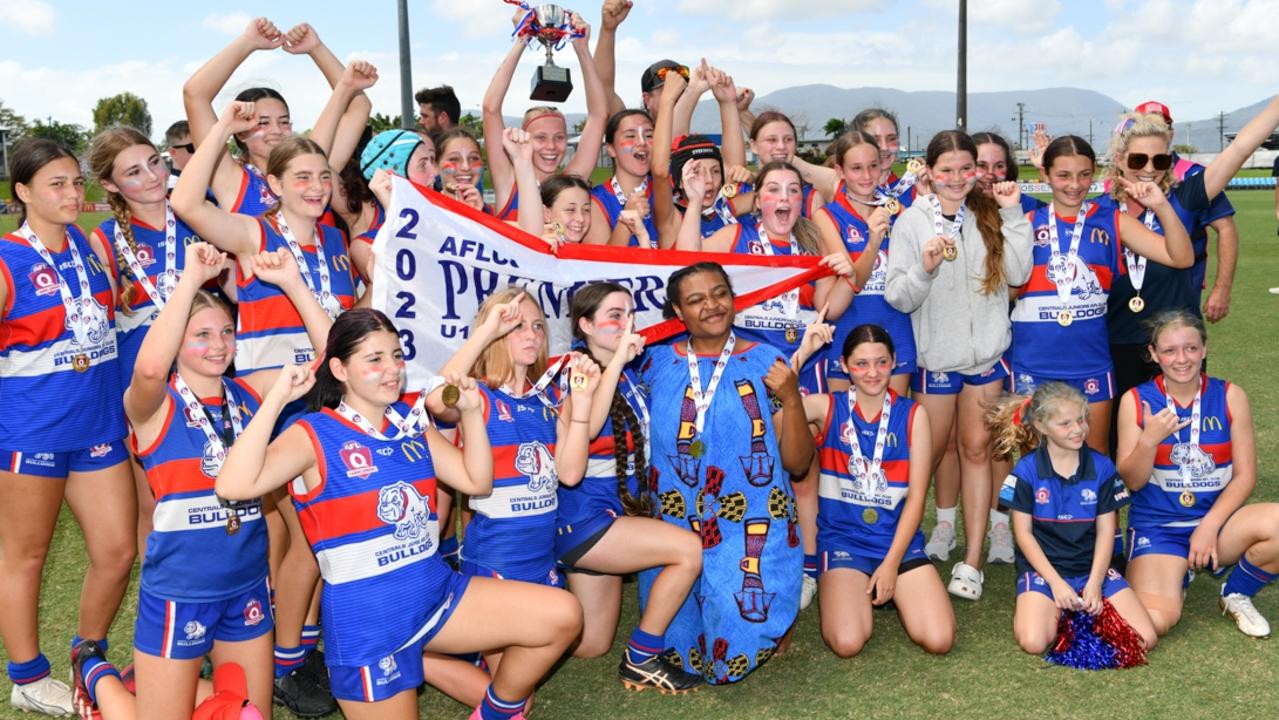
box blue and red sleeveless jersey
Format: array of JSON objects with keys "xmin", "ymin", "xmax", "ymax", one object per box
[
  {"xmin": 590, "ymin": 178, "xmax": 658, "ymax": 247},
  {"xmin": 820, "ymin": 191, "xmax": 916, "ymax": 372},
  {"xmin": 230, "ymin": 166, "xmax": 277, "ymax": 216},
  {"xmin": 353, "ymin": 199, "xmax": 388, "ymax": 248},
  {"xmin": 496, "ymin": 189, "xmax": 519, "ymax": 222},
  {"xmin": 291, "ymin": 395, "xmax": 454, "ymax": 667},
  {"xmin": 1128, "ymin": 375, "xmax": 1234, "ymax": 529},
  {"xmin": 134, "ymin": 377, "xmax": 266, "ymax": 601},
  {"xmin": 462, "ymin": 384, "xmax": 559, "ymax": 582},
  {"xmin": 0, "ymin": 225, "xmax": 125, "ymax": 450},
  {"xmin": 235, "ymin": 218, "xmax": 355, "ymax": 375},
  {"xmin": 1010, "ymin": 204, "xmax": 1123, "ymax": 378},
  {"xmin": 728, "ymin": 221, "xmax": 817, "ymax": 361},
  {"xmin": 94, "ymin": 214, "xmax": 201, "ymax": 387},
  {"xmin": 557, "ymin": 368, "xmax": 645, "ymax": 526},
  {"xmin": 816, "ymin": 390, "xmax": 918, "ymax": 555}
]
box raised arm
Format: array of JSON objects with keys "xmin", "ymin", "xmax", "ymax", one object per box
[
  {"xmin": 588, "ymin": 319, "xmax": 645, "ymax": 437},
  {"xmin": 1115, "ymin": 179, "xmax": 1192, "ymax": 268},
  {"xmin": 501, "ymin": 128, "xmax": 546, "ymax": 237},
  {"xmin": 672, "ymin": 59, "xmax": 711, "ymax": 138},
  {"xmin": 563, "ymin": 16, "xmax": 608, "ymax": 178},
  {"xmin": 1203, "ymin": 95, "xmax": 1279, "ymax": 199},
  {"xmin": 593, "ymin": 0, "xmax": 632, "ymax": 116},
  {"xmin": 651, "ymin": 71, "xmax": 687, "ymax": 248},
  {"xmin": 482, "ymin": 39, "xmax": 527, "ymax": 211},
  {"xmin": 123, "ymin": 243, "xmax": 227, "ymax": 428},
  {"xmin": 711, "ymin": 70, "xmax": 746, "ymax": 169},
  {"xmin": 427, "ymin": 374, "xmax": 494, "ymax": 497},
  {"xmin": 554, "ymin": 355, "xmax": 602, "ymax": 487},
  {"xmin": 425, "ymin": 298, "xmax": 524, "ymax": 423},
  {"xmin": 308, "ymin": 61, "xmax": 377, "ymax": 169},
  {"xmin": 249, "ymin": 249, "xmax": 335, "ymax": 353},
  {"xmin": 171, "ymin": 102, "xmax": 265, "ymax": 260},
  {"xmin": 215, "ymin": 366, "xmax": 317, "ymax": 501},
  {"xmin": 767, "ymin": 358, "xmax": 816, "ymax": 476}
]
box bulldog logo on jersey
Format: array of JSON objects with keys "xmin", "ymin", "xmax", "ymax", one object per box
[
  {"xmin": 184, "ymin": 620, "xmax": 207, "ymax": 642},
  {"xmin": 376, "ymin": 481, "xmax": 431, "ymax": 541},
  {"xmin": 379, "ymin": 656, "xmax": 397, "ymax": 677},
  {"xmin": 28, "ymin": 264, "xmax": 60, "ymax": 297},
  {"xmin": 200, "ymin": 438, "xmax": 227, "ymax": 478},
  {"xmin": 1171, "ymin": 443, "xmax": 1216, "ymax": 479},
  {"xmin": 515, "ymin": 441, "xmax": 557, "ymax": 492},
  {"xmin": 66, "ymin": 296, "xmax": 110, "ymax": 348},
  {"xmin": 340, "ymin": 440, "xmax": 378, "ymax": 479}
]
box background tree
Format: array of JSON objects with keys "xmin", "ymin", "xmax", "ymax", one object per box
[
  {"xmin": 0, "ymin": 100, "xmax": 29, "ymax": 141},
  {"xmin": 27, "ymin": 119, "xmax": 89, "ymax": 153},
  {"xmin": 824, "ymin": 117, "xmax": 847, "ymax": 138},
  {"xmin": 370, "ymin": 112, "xmax": 403, "ymax": 134},
  {"xmin": 92, "ymin": 92, "xmax": 152, "ymax": 136}
]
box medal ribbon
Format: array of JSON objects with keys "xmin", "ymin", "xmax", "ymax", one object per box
[
  {"xmin": 336, "ymin": 393, "xmax": 431, "ymax": 441},
  {"xmin": 112, "ymin": 201, "xmax": 178, "ymax": 309},
  {"xmin": 1046, "ymin": 201, "xmax": 1089, "ymax": 309},
  {"xmin": 753, "ymin": 219, "xmax": 800, "ymax": 319},
  {"xmin": 502, "ymin": 354, "xmax": 570, "ymax": 411},
  {"xmin": 846, "ymin": 391, "xmax": 893, "ymax": 498},
  {"xmin": 173, "ymin": 373, "xmax": 245, "ymax": 476},
  {"xmin": 609, "ymin": 175, "xmax": 650, "ymax": 215},
  {"xmin": 274, "ymin": 212, "xmax": 343, "ymax": 319},
  {"xmin": 881, "ymin": 170, "xmax": 917, "ymax": 199},
  {"xmin": 1161, "ymin": 375, "xmax": 1202, "ymax": 487},
  {"xmin": 703, "ymin": 195, "xmax": 739, "ymax": 227},
  {"xmin": 1118, "ymin": 203, "xmax": 1154, "ymax": 295},
  {"xmin": 619, "ymin": 373, "xmax": 651, "ymax": 465},
  {"xmin": 17, "ymin": 222, "xmax": 105, "ymax": 349},
  {"xmin": 927, "ymin": 195, "xmax": 967, "ymax": 243},
  {"xmin": 686, "ymin": 332, "xmax": 736, "ymax": 434}
]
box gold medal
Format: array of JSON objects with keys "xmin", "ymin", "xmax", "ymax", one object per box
[
  {"xmin": 689, "ymin": 439, "xmax": 705, "ymax": 459},
  {"xmin": 906, "ymin": 157, "xmax": 925, "ymax": 176},
  {"xmin": 570, "ymin": 372, "xmax": 588, "ymax": 392},
  {"xmin": 441, "ymin": 384, "xmax": 461, "ymax": 408},
  {"xmin": 72, "ymin": 353, "xmax": 90, "ymax": 373},
  {"xmin": 785, "ymin": 326, "xmax": 799, "ymax": 345},
  {"xmin": 885, "ymin": 197, "xmax": 901, "ymax": 215},
  {"xmin": 443, "ymin": 181, "xmax": 458, "ymax": 194},
  {"xmin": 1179, "ymin": 490, "xmax": 1196, "ymax": 508},
  {"xmin": 1057, "ymin": 309, "xmax": 1073, "ymax": 327},
  {"xmin": 721, "ymin": 183, "xmax": 738, "ymax": 200},
  {"xmin": 1128, "ymin": 296, "xmax": 1145, "ymax": 313},
  {"xmin": 862, "ymin": 507, "xmax": 879, "ymax": 525},
  {"xmin": 226, "ymin": 511, "xmax": 241, "ymax": 536},
  {"xmin": 942, "ymin": 244, "xmax": 958, "ymax": 262}
]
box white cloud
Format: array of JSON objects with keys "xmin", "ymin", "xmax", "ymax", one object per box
[
  {"xmin": 677, "ymin": 0, "xmax": 878, "ymax": 21},
  {"xmin": 921, "ymin": 0, "xmax": 1061, "ymax": 31},
  {"xmin": 429, "ymin": 0, "xmax": 513, "ymax": 39},
  {"xmin": 0, "ymin": 0, "xmax": 54, "ymax": 36},
  {"xmin": 200, "ymin": 12, "xmax": 253, "ymax": 36}
]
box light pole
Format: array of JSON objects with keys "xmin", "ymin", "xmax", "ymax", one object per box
[
  {"xmin": 956, "ymin": 0, "xmax": 967, "ymax": 130},
  {"xmin": 398, "ymin": 0, "xmax": 414, "ymax": 130}
]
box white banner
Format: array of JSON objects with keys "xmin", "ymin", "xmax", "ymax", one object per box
[{"xmin": 371, "ymin": 176, "xmax": 829, "ymax": 386}]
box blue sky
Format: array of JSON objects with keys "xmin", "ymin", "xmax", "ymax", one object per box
[{"xmin": 1, "ymin": 0, "xmax": 1273, "ymax": 141}]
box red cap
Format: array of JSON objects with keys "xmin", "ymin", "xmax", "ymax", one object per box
[
  {"xmin": 1134, "ymin": 101, "xmax": 1172, "ymax": 124},
  {"xmin": 192, "ymin": 663, "xmax": 264, "ymax": 720}
]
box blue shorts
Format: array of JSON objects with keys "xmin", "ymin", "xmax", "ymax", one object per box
[
  {"xmin": 458, "ymin": 558, "xmax": 564, "ymax": 588},
  {"xmin": 0, "ymin": 440, "xmax": 129, "ymax": 478},
  {"xmin": 818, "ymin": 534, "xmax": 929, "ymax": 576},
  {"xmin": 328, "ymin": 572, "xmax": 470, "ymax": 702},
  {"xmin": 555, "ymin": 510, "xmax": 617, "ymax": 566},
  {"xmin": 134, "ymin": 579, "xmax": 273, "ymax": 659},
  {"xmin": 1016, "ymin": 567, "xmax": 1129, "ymax": 600},
  {"xmin": 911, "ymin": 359, "xmax": 1009, "ymax": 395},
  {"xmin": 1010, "ymin": 367, "xmax": 1115, "ymax": 403},
  {"xmin": 1126, "ymin": 523, "xmax": 1230, "ymax": 579}
]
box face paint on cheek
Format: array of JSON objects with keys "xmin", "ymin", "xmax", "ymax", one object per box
[
  {"xmin": 186, "ymin": 340, "xmax": 210, "ymax": 353},
  {"xmin": 963, "ymin": 171, "xmax": 977, "ymax": 180},
  {"xmin": 594, "ymin": 319, "xmax": 624, "ymax": 335},
  {"xmin": 121, "ymin": 176, "xmax": 147, "ymax": 190},
  {"xmin": 618, "ymin": 140, "xmax": 637, "ymax": 154},
  {"xmin": 441, "ymin": 163, "xmax": 457, "ymax": 176},
  {"xmin": 361, "ymin": 370, "xmax": 383, "ymax": 386},
  {"xmin": 932, "ymin": 173, "xmax": 948, "ymax": 183}
]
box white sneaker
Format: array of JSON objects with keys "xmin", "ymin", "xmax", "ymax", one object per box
[
  {"xmin": 986, "ymin": 522, "xmax": 1015, "ymax": 565},
  {"xmin": 948, "ymin": 561, "xmax": 984, "ymax": 601},
  {"xmin": 10, "ymin": 676, "xmax": 73, "ymax": 716},
  {"xmin": 1220, "ymin": 591, "xmax": 1271, "ymax": 638},
  {"xmin": 799, "ymin": 574, "xmax": 818, "ymax": 610},
  {"xmin": 1269, "ymin": 287, "xmax": 1279, "ymax": 295},
  {"xmin": 926, "ymin": 521, "xmax": 956, "ymax": 562}
]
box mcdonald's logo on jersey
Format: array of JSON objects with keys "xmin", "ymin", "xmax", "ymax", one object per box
[
  {"xmin": 401, "ymin": 438, "xmax": 427, "ymax": 462},
  {"xmin": 1202, "ymin": 415, "xmax": 1223, "ymax": 432},
  {"xmin": 884, "ymin": 432, "xmax": 898, "ymax": 448},
  {"xmin": 1089, "ymin": 228, "xmax": 1111, "ymax": 247},
  {"xmin": 332, "ymin": 254, "xmax": 351, "ymax": 273},
  {"xmin": 86, "ymin": 252, "xmax": 104, "ymax": 275}
]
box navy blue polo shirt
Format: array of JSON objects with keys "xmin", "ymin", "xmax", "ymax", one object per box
[{"xmin": 1001, "ymin": 445, "xmax": 1130, "ymax": 577}]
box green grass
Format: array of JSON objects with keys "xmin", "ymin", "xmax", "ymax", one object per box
[{"xmin": 3, "ymin": 192, "xmax": 1279, "ymax": 719}]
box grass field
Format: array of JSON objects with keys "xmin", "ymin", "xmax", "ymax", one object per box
[{"xmin": 2, "ymin": 189, "xmax": 1279, "ymax": 719}]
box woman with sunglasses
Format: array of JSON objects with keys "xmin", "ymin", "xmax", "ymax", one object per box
[
  {"xmin": 482, "ymin": 10, "xmax": 606, "ymax": 223},
  {"xmin": 1098, "ymin": 98, "xmax": 1279, "ymax": 410}
]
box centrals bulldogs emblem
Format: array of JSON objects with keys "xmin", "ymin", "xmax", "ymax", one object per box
[
  {"xmin": 515, "ymin": 441, "xmax": 557, "ymax": 492},
  {"xmin": 1171, "ymin": 443, "xmax": 1216, "ymax": 479},
  {"xmin": 376, "ymin": 481, "xmax": 431, "ymax": 540}
]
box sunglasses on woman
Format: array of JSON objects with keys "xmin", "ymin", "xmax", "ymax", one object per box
[
  {"xmin": 1126, "ymin": 152, "xmax": 1172, "ymax": 171},
  {"xmin": 655, "ymin": 65, "xmax": 690, "ymax": 82}
]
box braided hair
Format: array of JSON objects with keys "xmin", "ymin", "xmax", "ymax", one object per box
[
  {"xmin": 569, "ymin": 282, "xmax": 654, "ymax": 517},
  {"xmin": 89, "ymin": 126, "xmax": 158, "ymax": 316}
]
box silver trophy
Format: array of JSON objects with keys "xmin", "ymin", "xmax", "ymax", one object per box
[{"xmin": 528, "ymin": 4, "xmax": 573, "ymax": 102}]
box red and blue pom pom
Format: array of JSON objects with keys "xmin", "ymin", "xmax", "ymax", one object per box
[{"xmin": 1045, "ymin": 598, "xmax": 1147, "ymax": 670}]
